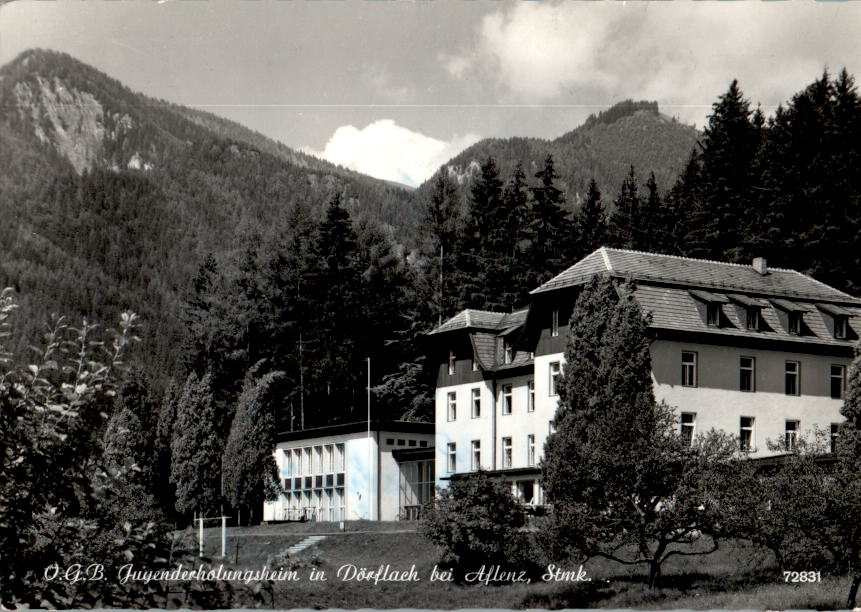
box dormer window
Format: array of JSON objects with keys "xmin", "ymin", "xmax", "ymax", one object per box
[
  {"xmin": 788, "ymin": 312, "xmax": 801, "ymax": 335},
  {"xmin": 690, "ymin": 289, "xmax": 728, "ymax": 328},
  {"xmin": 835, "ymin": 316, "xmax": 848, "ymax": 339},
  {"xmin": 551, "ymin": 309, "xmax": 559, "ymax": 337},
  {"xmin": 448, "ymin": 351, "xmax": 456, "ymax": 375},
  {"xmin": 504, "ymin": 343, "xmax": 513, "ymax": 365},
  {"xmin": 746, "ymin": 307, "xmax": 761, "ymax": 331},
  {"xmin": 815, "ymin": 303, "xmax": 854, "ymax": 340},
  {"xmin": 707, "ymin": 303, "xmax": 720, "ymax": 327}
]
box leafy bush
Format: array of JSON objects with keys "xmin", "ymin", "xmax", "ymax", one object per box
[
  {"xmin": 419, "ymin": 471, "xmax": 533, "ymax": 581},
  {"xmin": 0, "ymin": 289, "xmax": 271, "ymax": 608}
]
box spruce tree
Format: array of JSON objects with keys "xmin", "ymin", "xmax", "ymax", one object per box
[
  {"xmin": 608, "ymin": 166, "xmax": 642, "ymax": 249},
  {"xmin": 528, "ymin": 155, "xmax": 571, "ymax": 287},
  {"xmin": 573, "ymin": 179, "xmax": 608, "ymax": 259},
  {"xmin": 696, "ymin": 79, "xmax": 761, "ymax": 262},
  {"xmin": 542, "ymin": 276, "xmax": 738, "ymax": 587}
]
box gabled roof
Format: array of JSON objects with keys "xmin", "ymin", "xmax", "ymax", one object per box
[
  {"xmin": 531, "ymin": 247, "xmax": 861, "ymax": 304},
  {"xmin": 429, "ymin": 308, "xmax": 528, "ymax": 335}
]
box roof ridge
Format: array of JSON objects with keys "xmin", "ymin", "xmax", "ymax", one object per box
[
  {"xmin": 788, "ymin": 269, "xmax": 855, "ymax": 299},
  {"xmin": 465, "ymin": 308, "xmax": 509, "ymax": 315},
  {"xmin": 604, "ymin": 247, "xmax": 797, "ymax": 272}
]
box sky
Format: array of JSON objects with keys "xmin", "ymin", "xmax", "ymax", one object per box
[{"xmin": 1, "ymin": 0, "xmax": 859, "ymax": 187}]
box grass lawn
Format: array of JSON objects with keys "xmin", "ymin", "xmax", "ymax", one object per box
[{"xmin": 181, "ymin": 522, "xmax": 854, "ymax": 609}]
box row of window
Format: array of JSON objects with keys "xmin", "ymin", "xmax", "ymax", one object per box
[
  {"xmin": 446, "ymin": 363, "xmax": 563, "ymax": 421},
  {"xmin": 275, "ymin": 488, "xmax": 346, "ymax": 522},
  {"xmin": 446, "ymin": 435, "xmax": 538, "ymax": 473},
  {"xmin": 680, "ymin": 412, "xmax": 841, "ymax": 453},
  {"xmin": 281, "ymin": 444, "xmax": 346, "ymax": 477},
  {"xmin": 680, "ymin": 352, "xmax": 847, "ymax": 398},
  {"xmin": 704, "ymin": 301, "xmax": 850, "ymax": 339},
  {"xmin": 385, "ymin": 438, "xmax": 429, "ymax": 448}
]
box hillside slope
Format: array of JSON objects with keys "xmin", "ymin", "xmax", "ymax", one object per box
[
  {"xmin": 425, "ymin": 100, "xmax": 699, "ymax": 208},
  {"xmin": 0, "ymin": 49, "xmax": 420, "ymax": 380}
]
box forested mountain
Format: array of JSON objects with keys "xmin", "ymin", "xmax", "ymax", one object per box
[
  {"xmin": 423, "ymin": 100, "xmax": 699, "ymax": 211},
  {"xmin": 0, "ymin": 49, "xmax": 420, "ymax": 385}
]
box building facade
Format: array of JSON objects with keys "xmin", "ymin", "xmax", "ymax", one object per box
[
  {"xmin": 263, "ymin": 420, "xmax": 434, "ymax": 522},
  {"xmin": 430, "ymin": 248, "xmax": 860, "ymax": 499}
]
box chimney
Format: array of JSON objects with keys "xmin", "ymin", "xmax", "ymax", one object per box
[{"xmin": 752, "ymin": 257, "xmax": 768, "ymax": 275}]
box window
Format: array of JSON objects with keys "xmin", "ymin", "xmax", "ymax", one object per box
[
  {"xmin": 448, "ymin": 351, "xmax": 456, "ymax": 375},
  {"xmin": 785, "ymin": 361, "xmax": 800, "ymax": 396},
  {"xmin": 446, "ymin": 443, "xmax": 456, "ymax": 473},
  {"xmin": 549, "ymin": 361, "xmax": 562, "ymax": 396},
  {"xmin": 471, "ymin": 388, "xmax": 481, "ymax": 418},
  {"xmin": 746, "ymin": 307, "xmax": 761, "ymax": 331},
  {"xmin": 551, "ymin": 309, "xmax": 559, "ymax": 337},
  {"xmin": 527, "ymin": 380, "xmax": 535, "ymax": 412},
  {"xmin": 681, "ymin": 351, "xmax": 697, "ymax": 387},
  {"xmin": 325, "ymin": 444, "xmax": 334, "ymax": 472},
  {"xmin": 740, "ymin": 356, "xmax": 755, "ymax": 392},
  {"xmin": 740, "ymin": 417, "xmax": 755, "ymax": 452},
  {"xmin": 501, "ymin": 384, "xmax": 513, "ymax": 415},
  {"xmin": 471, "ymin": 440, "xmax": 481, "ymax": 471},
  {"xmin": 830, "ymin": 423, "xmax": 841, "ymax": 453},
  {"xmin": 831, "ymin": 365, "xmax": 846, "ymax": 399},
  {"xmin": 397, "ymin": 439, "xmax": 405, "ymax": 446},
  {"xmin": 788, "ymin": 312, "xmax": 801, "ymax": 335},
  {"xmin": 447, "ymin": 391, "xmax": 456, "ymax": 421},
  {"xmin": 785, "ymin": 420, "xmax": 799, "ymax": 451},
  {"xmin": 680, "ymin": 412, "xmax": 696, "ymax": 446},
  {"xmin": 472, "ymin": 356, "xmax": 479, "ymax": 371},
  {"xmin": 527, "ymin": 434, "xmax": 536, "ymax": 466},
  {"xmin": 335, "ymin": 443, "xmax": 345, "ymax": 472},
  {"xmin": 707, "ymin": 303, "xmax": 720, "ymax": 326},
  {"xmin": 835, "ymin": 316, "xmax": 848, "ymax": 339},
  {"xmin": 502, "ymin": 437, "xmax": 512, "ymax": 468},
  {"xmin": 504, "ymin": 342, "xmax": 513, "ymax": 365}
]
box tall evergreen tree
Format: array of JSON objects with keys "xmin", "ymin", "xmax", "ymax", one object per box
[
  {"xmin": 528, "ymin": 155, "xmax": 571, "ymax": 288},
  {"xmin": 424, "ymin": 172, "xmax": 463, "ymax": 320},
  {"xmin": 608, "ymin": 166, "xmax": 643, "ymax": 249},
  {"xmin": 693, "ymin": 79, "xmax": 761, "ymax": 262},
  {"xmin": 542, "ymin": 276, "xmax": 738, "ymax": 587},
  {"xmin": 170, "ymin": 372, "xmax": 222, "ymax": 517},
  {"xmin": 459, "ymin": 158, "xmax": 505, "ymax": 309},
  {"xmin": 222, "ymin": 371, "xmax": 283, "ymax": 524},
  {"xmin": 572, "ymin": 179, "xmax": 608, "ymax": 259}
]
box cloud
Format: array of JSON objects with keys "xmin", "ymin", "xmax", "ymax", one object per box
[
  {"xmin": 447, "ymin": 2, "xmax": 860, "ymax": 127},
  {"xmin": 307, "ymin": 120, "xmax": 478, "ymax": 187}
]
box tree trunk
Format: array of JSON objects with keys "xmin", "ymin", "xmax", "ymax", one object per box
[
  {"xmin": 847, "ymin": 572, "xmax": 861, "ymax": 609},
  {"xmin": 648, "ymin": 560, "xmax": 661, "ymax": 589}
]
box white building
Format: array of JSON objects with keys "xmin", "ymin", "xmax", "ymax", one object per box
[
  {"xmin": 430, "ymin": 248, "xmax": 859, "ymax": 500},
  {"xmin": 263, "ymin": 420, "xmax": 434, "ymax": 522}
]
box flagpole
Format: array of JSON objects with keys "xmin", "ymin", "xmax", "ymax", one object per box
[{"xmin": 367, "ymin": 357, "xmax": 372, "ymax": 520}]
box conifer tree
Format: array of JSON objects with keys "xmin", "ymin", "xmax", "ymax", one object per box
[
  {"xmin": 459, "ymin": 158, "xmax": 505, "ymax": 309},
  {"xmin": 424, "ymin": 172, "xmax": 463, "ymax": 319},
  {"xmin": 222, "ymin": 371, "xmax": 283, "ymax": 524},
  {"xmin": 608, "ymin": 166, "xmax": 642, "ymax": 249},
  {"xmin": 542, "ymin": 276, "xmax": 738, "ymax": 587},
  {"xmin": 528, "ymin": 155, "xmax": 571, "ymax": 287},
  {"xmin": 573, "ymin": 179, "xmax": 608, "ymax": 259},
  {"xmin": 695, "ymin": 79, "xmax": 761, "ymax": 262},
  {"xmin": 170, "ymin": 372, "xmax": 223, "ymax": 517}
]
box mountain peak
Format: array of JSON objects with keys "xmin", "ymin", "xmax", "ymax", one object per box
[{"xmin": 583, "ymin": 99, "xmax": 661, "ymax": 129}]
